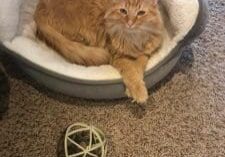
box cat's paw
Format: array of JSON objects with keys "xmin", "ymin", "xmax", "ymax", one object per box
[{"xmin": 126, "ymin": 83, "xmax": 148, "ymax": 104}]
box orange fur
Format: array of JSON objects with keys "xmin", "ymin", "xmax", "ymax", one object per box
[
  {"xmin": 112, "ymin": 55, "xmax": 149, "ymax": 103},
  {"xmin": 34, "ymin": 0, "xmax": 111, "ymax": 66},
  {"xmin": 34, "ymin": 0, "xmax": 163, "ymax": 103}
]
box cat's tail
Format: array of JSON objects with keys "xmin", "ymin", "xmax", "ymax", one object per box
[{"xmin": 34, "ymin": 20, "xmax": 110, "ymax": 66}]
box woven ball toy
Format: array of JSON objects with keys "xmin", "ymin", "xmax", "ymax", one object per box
[{"xmin": 64, "ymin": 123, "xmax": 107, "ymax": 157}]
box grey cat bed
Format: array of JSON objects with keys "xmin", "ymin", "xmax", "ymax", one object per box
[
  {"xmin": 0, "ymin": 62, "xmax": 9, "ymax": 117},
  {"xmin": 0, "ymin": 0, "xmax": 208, "ymax": 99}
]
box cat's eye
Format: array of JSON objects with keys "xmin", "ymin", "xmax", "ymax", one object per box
[
  {"xmin": 120, "ymin": 8, "xmax": 128, "ymax": 15},
  {"xmin": 137, "ymin": 10, "xmax": 146, "ymax": 16}
]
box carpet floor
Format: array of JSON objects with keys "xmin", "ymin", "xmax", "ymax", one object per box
[{"xmin": 0, "ymin": 0, "xmax": 225, "ymax": 156}]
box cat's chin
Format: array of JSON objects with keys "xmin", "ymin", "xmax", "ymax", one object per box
[{"xmin": 123, "ymin": 27, "xmax": 148, "ymax": 37}]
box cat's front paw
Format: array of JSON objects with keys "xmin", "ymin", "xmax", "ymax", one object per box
[{"xmin": 126, "ymin": 83, "xmax": 148, "ymax": 104}]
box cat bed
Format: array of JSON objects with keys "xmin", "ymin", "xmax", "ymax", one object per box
[{"xmin": 0, "ymin": 0, "xmax": 208, "ymax": 99}]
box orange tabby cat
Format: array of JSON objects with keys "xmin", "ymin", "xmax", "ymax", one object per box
[{"xmin": 35, "ymin": 0, "xmax": 163, "ymax": 103}]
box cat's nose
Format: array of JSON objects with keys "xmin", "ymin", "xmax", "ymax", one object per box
[{"xmin": 127, "ymin": 20, "xmax": 134, "ymax": 27}]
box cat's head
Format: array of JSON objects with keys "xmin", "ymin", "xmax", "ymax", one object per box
[{"xmin": 104, "ymin": 0, "xmax": 160, "ymax": 35}]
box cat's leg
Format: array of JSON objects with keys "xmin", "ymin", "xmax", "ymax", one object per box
[{"xmin": 112, "ymin": 55, "xmax": 149, "ymax": 104}]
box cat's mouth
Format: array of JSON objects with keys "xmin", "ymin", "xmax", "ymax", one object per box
[
  {"xmin": 125, "ymin": 23, "xmax": 136, "ymax": 29},
  {"xmin": 123, "ymin": 26, "xmax": 142, "ymax": 33}
]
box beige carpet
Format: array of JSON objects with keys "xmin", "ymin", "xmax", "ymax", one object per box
[{"xmin": 1, "ymin": 0, "xmax": 225, "ymax": 156}]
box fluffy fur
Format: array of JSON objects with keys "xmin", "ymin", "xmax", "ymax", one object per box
[{"xmin": 34, "ymin": 0, "xmax": 163, "ymax": 103}]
